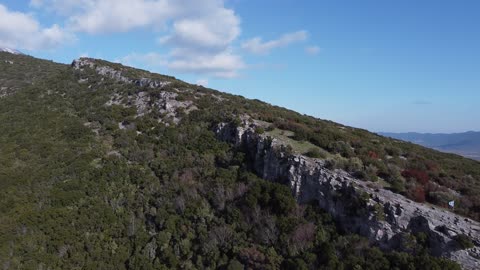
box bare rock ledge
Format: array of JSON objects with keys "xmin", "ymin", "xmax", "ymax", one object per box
[{"xmin": 215, "ymin": 118, "xmax": 480, "ymax": 270}]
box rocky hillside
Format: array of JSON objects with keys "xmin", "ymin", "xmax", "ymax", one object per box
[
  {"xmin": 216, "ymin": 118, "xmax": 480, "ymax": 269},
  {"xmin": 0, "ymin": 52, "xmax": 479, "ymax": 269}
]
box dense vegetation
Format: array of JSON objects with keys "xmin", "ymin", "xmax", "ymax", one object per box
[
  {"xmin": 225, "ymin": 102, "xmax": 480, "ymax": 221},
  {"xmin": 0, "ymin": 53, "xmax": 475, "ymax": 269},
  {"xmin": 0, "ymin": 52, "xmax": 66, "ymax": 97}
]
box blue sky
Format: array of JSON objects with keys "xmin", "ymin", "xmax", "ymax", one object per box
[{"xmin": 0, "ymin": 0, "xmax": 479, "ymax": 133}]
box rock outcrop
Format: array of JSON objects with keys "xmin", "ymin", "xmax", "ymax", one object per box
[
  {"xmin": 106, "ymin": 90, "xmax": 195, "ymax": 124},
  {"xmin": 215, "ymin": 118, "xmax": 480, "ymax": 269},
  {"xmin": 73, "ymin": 58, "xmax": 196, "ymax": 124},
  {"xmin": 72, "ymin": 58, "xmax": 171, "ymax": 89}
]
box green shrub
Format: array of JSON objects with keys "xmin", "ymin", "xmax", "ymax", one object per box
[
  {"xmin": 454, "ymin": 234, "xmax": 474, "ymax": 250},
  {"xmin": 255, "ymin": 127, "xmax": 265, "ymax": 134},
  {"xmin": 0, "ymin": 54, "xmax": 467, "ymax": 269},
  {"xmin": 227, "ymin": 259, "xmax": 244, "ymax": 270},
  {"xmin": 325, "ymin": 155, "xmax": 348, "ymax": 170},
  {"xmin": 305, "ymin": 148, "xmax": 324, "ymax": 159},
  {"xmin": 346, "ymin": 157, "xmax": 364, "ymax": 173}
]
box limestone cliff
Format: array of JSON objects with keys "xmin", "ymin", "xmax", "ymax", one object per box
[
  {"xmin": 215, "ymin": 118, "xmax": 480, "ymax": 269},
  {"xmin": 72, "ymin": 58, "xmax": 172, "ymax": 88}
]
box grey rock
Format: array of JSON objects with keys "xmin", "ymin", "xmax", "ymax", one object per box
[
  {"xmin": 72, "ymin": 58, "xmax": 95, "ymax": 70},
  {"xmin": 73, "ymin": 58, "xmax": 198, "ymax": 124},
  {"xmin": 72, "ymin": 58, "xmax": 171, "ymax": 89},
  {"xmin": 0, "ymin": 87, "xmax": 9, "ymax": 98},
  {"xmin": 143, "ymin": 240, "xmax": 157, "ymax": 261},
  {"xmin": 215, "ymin": 118, "xmax": 480, "ymax": 269},
  {"xmin": 105, "ymin": 90, "xmax": 195, "ymax": 124}
]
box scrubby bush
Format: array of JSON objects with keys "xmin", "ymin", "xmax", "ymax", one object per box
[
  {"xmin": 454, "ymin": 234, "xmax": 474, "ymax": 250},
  {"xmin": 227, "ymin": 259, "xmax": 244, "ymax": 270},
  {"xmin": 255, "ymin": 127, "xmax": 265, "ymax": 134},
  {"xmin": 0, "ymin": 54, "xmax": 468, "ymax": 269},
  {"xmin": 390, "ymin": 176, "xmax": 406, "ymax": 193},
  {"xmin": 402, "ymin": 169, "xmax": 430, "ymax": 185},
  {"xmin": 427, "ymin": 191, "xmax": 454, "ymax": 206},
  {"xmin": 407, "ymin": 184, "xmax": 426, "ymax": 203},
  {"xmin": 346, "ymin": 157, "xmax": 364, "ymax": 173},
  {"xmin": 366, "ymin": 164, "xmax": 379, "ymax": 182},
  {"xmin": 305, "ymin": 148, "xmax": 324, "ymax": 159},
  {"xmin": 325, "ymin": 155, "xmax": 348, "ymax": 170}
]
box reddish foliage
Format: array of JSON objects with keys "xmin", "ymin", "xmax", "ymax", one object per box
[
  {"xmin": 368, "ymin": 151, "xmax": 379, "ymax": 159},
  {"xmin": 402, "ymin": 169, "xmax": 429, "ymax": 185},
  {"xmin": 239, "ymin": 247, "xmax": 268, "ymax": 268},
  {"xmin": 425, "ymin": 160, "xmax": 439, "ymax": 171},
  {"xmin": 410, "ymin": 186, "xmax": 426, "ymax": 203},
  {"xmin": 290, "ymin": 223, "xmax": 316, "ymax": 251}
]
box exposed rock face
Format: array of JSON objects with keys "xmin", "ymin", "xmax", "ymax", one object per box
[
  {"xmin": 73, "ymin": 58, "xmax": 196, "ymax": 124},
  {"xmin": 0, "ymin": 87, "xmax": 9, "ymax": 98},
  {"xmin": 105, "ymin": 90, "xmax": 194, "ymax": 124},
  {"xmin": 215, "ymin": 119, "xmax": 480, "ymax": 269},
  {"xmin": 72, "ymin": 58, "xmax": 171, "ymax": 89}
]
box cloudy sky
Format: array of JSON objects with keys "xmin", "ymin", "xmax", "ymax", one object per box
[{"xmin": 1, "ymin": 0, "xmax": 479, "ymax": 133}]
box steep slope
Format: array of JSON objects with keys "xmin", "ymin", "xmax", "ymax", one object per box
[
  {"xmin": 216, "ymin": 119, "xmax": 480, "ymax": 269},
  {"xmin": 381, "ymin": 132, "xmax": 480, "ymax": 161},
  {"xmin": 0, "ymin": 55, "xmax": 479, "ymax": 269},
  {"xmin": 0, "ymin": 51, "xmax": 66, "ymax": 98}
]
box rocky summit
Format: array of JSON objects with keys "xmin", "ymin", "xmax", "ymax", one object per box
[{"xmin": 0, "ymin": 53, "xmax": 479, "ymax": 269}]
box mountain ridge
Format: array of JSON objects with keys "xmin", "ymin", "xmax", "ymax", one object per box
[
  {"xmin": 380, "ymin": 131, "xmax": 480, "ymax": 161},
  {"xmin": 216, "ymin": 118, "xmax": 480, "ymax": 269},
  {"xmin": 1, "ymin": 54, "xmax": 479, "ymax": 269}
]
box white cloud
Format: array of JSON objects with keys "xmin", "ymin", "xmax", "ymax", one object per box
[
  {"xmin": 31, "ymin": 0, "xmax": 244, "ymax": 78},
  {"xmin": 31, "ymin": 0, "xmax": 240, "ymax": 39},
  {"xmin": 305, "ymin": 46, "xmax": 321, "ymax": 55},
  {"xmin": 19, "ymin": 1, "xmax": 316, "ymax": 77},
  {"xmin": 116, "ymin": 49, "xmax": 244, "ymax": 79},
  {"xmin": 67, "ymin": 0, "xmax": 173, "ymax": 34},
  {"xmin": 196, "ymin": 79, "xmax": 209, "ymax": 87},
  {"xmin": 242, "ymin": 30, "xmax": 308, "ymax": 55},
  {"xmin": 0, "ymin": 4, "xmax": 73, "ymax": 50},
  {"xmin": 167, "ymin": 49, "xmax": 245, "ymax": 78},
  {"xmin": 29, "ymin": 1, "xmax": 313, "ymax": 78},
  {"xmin": 116, "ymin": 52, "xmax": 167, "ymax": 68},
  {"xmin": 159, "ymin": 7, "xmax": 240, "ymax": 51}
]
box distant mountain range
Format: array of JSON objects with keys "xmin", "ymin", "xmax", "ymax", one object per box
[{"xmin": 380, "ymin": 131, "xmax": 480, "ymax": 160}]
